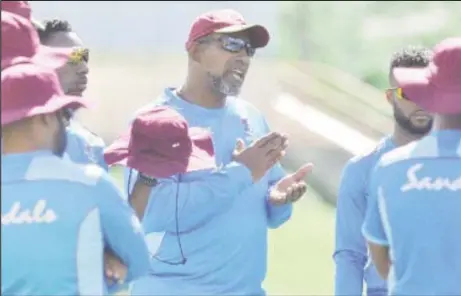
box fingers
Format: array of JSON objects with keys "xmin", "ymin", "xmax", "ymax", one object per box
[
  {"xmin": 281, "ymin": 182, "xmax": 307, "ymax": 204},
  {"xmin": 234, "ymin": 138, "xmax": 246, "ymax": 153},
  {"xmin": 292, "ymin": 163, "xmax": 314, "ymax": 182},
  {"xmin": 254, "ymin": 132, "xmax": 284, "ymax": 148}
]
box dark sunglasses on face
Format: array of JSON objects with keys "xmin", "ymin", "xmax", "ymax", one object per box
[
  {"xmin": 68, "ymin": 47, "xmax": 89, "ymax": 64},
  {"xmin": 199, "ymin": 35, "xmax": 256, "ymax": 57},
  {"xmin": 219, "ymin": 35, "xmax": 256, "ymax": 57}
]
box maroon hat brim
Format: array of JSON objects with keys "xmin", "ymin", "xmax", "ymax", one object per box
[
  {"xmin": 1, "ymin": 45, "xmax": 73, "ymax": 70},
  {"xmin": 393, "ymin": 67, "xmax": 461, "ymax": 114},
  {"xmin": 2, "ymin": 94, "xmax": 89, "ymax": 126},
  {"xmin": 104, "ymin": 127, "xmax": 216, "ymax": 178},
  {"xmin": 214, "ymin": 24, "xmax": 270, "ymax": 48}
]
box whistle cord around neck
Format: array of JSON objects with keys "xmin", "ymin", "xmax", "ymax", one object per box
[{"xmin": 127, "ymin": 169, "xmax": 187, "ymax": 266}]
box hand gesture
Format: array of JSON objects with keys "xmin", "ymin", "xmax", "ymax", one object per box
[
  {"xmin": 269, "ymin": 163, "xmax": 313, "ymax": 205},
  {"xmin": 233, "ymin": 132, "xmax": 288, "ymax": 182},
  {"xmin": 104, "ymin": 250, "xmax": 127, "ymax": 286}
]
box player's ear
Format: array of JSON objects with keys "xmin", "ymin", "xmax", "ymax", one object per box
[
  {"xmin": 188, "ymin": 41, "xmax": 207, "ymax": 64},
  {"xmin": 385, "ymin": 89, "xmax": 393, "ymax": 105}
]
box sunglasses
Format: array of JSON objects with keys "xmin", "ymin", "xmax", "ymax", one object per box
[
  {"xmin": 200, "ymin": 35, "xmax": 256, "ymax": 57},
  {"xmin": 68, "ymin": 47, "xmax": 89, "ymax": 64},
  {"xmin": 386, "ymin": 87, "xmax": 408, "ymax": 100}
]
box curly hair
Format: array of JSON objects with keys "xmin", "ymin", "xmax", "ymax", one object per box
[
  {"xmin": 389, "ymin": 45, "xmax": 433, "ymax": 70},
  {"xmin": 36, "ymin": 19, "xmax": 73, "ymax": 44}
]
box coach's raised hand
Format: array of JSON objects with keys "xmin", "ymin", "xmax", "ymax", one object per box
[
  {"xmin": 233, "ymin": 132, "xmax": 288, "ymax": 182},
  {"xmin": 269, "ymin": 163, "xmax": 313, "ymax": 205}
]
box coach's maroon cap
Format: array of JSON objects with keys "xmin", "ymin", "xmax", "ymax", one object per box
[
  {"xmin": 104, "ymin": 106, "xmax": 216, "ymax": 178},
  {"xmin": 1, "ymin": 60, "xmax": 88, "ymax": 126},
  {"xmin": 185, "ymin": 9, "xmax": 270, "ymax": 50},
  {"xmin": 393, "ymin": 37, "xmax": 461, "ymax": 114},
  {"xmin": 1, "ymin": 11, "xmax": 71, "ymax": 70}
]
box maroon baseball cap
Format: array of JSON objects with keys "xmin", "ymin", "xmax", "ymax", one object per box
[
  {"xmin": 1, "ymin": 11, "xmax": 72, "ymax": 70},
  {"xmin": 1, "ymin": 60, "xmax": 88, "ymax": 126},
  {"xmin": 393, "ymin": 37, "xmax": 461, "ymax": 114},
  {"xmin": 104, "ymin": 106, "xmax": 216, "ymax": 178},
  {"xmin": 185, "ymin": 9, "xmax": 270, "ymax": 50}
]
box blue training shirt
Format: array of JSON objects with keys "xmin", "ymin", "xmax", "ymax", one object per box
[
  {"xmin": 1, "ymin": 150, "xmax": 151, "ymax": 296},
  {"xmin": 65, "ymin": 120, "xmax": 108, "ymax": 170},
  {"xmin": 363, "ymin": 129, "xmax": 461, "ymax": 295},
  {"xmin": 127, "ymin": 88, "xmax": 292, "ymax": 296},
  {"xmin": 334, "ymin": 136, "xmax": 394, "ymax": 296}
]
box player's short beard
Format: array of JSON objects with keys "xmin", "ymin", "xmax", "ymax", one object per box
[
  {"xmin": 207, "ymin": 71, "xmax": 242, "ymax": 97},
  {"xmin": 393, "ymin": 102, "xmax": 433, "ymax": 135}
]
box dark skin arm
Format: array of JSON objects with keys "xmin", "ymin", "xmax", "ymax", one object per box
[
  {"xmin": 367, "ymin": 241, "xmax": 391, "ymax": 280},
  {"xmin": 104, "ymin": 177, "xmax": 153, "ymax": 284}
]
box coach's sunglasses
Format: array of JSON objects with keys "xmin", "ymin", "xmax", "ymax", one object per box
[
  {"xmin": 68, "ymin": 47, "xmax": 89, "ymax": 64},
  {"xmin": 199, "ymin": 35, "xmax": 256, "ymax": 57},
  {"xmin": 386, "ymin": 87, "xmax": 408, "ymax": 100}
]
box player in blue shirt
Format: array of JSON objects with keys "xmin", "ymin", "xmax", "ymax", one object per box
[
  {"xmin": 1, "ymin": 60, "xmax": 150, "ymax": 295},
  {"xmin": 34, "ymin": 18, "xmax": 130, "ymax": 285},
  {"xmin": 363, "ymin": 37, "xmax": 461, "ymax": 295},
  {"xmin": 334, "ymin": 46, "xmax": 433, "ymax": 296},
  {"xmin": 35, "ymin": 18, "xmax": 107, "ymax": 169}
]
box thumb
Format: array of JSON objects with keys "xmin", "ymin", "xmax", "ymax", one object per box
[
  {"xmin": 292, "ymin": 163, "xmax": 314, "ymax": 182},
  {"xmin": 234, "ymin": 138, "xmax": 246, "ymax": 154}
]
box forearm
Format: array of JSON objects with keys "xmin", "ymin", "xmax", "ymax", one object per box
[
  {"xmin": 266, "ymin": 193, "xmax": 292, "ymax": 228},
  {"xmin": 334, "ymin": 250, "xmax": 366, "ymax": 296}
]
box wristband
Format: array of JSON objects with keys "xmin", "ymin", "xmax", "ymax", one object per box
[{"xmin": 137, "ymin": 172, "xmax": 158, "ymax": 187}]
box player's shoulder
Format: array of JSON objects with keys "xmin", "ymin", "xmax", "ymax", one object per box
[
  {"xmin": 27, "ymin": 155, "xmax": 106, "ymax": 187},
  {"xmin": 67, "ymin": 120, "xmax": 105, "ymax": 148},
  {"xmin": 346, "ymin": 137, "xmax": 394, "ymax": 171},
  {"xmin": 378, "ymin": 135, "xmax": 437, "ymax": 168}
]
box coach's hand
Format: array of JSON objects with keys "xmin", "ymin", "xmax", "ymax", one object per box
[
  {"xmin": 104, "ymin": 250, "xmax": 127, "ymax": 285},
  {"xmin": 269, "ymin": 163, "xmax": 313, "ymax": 205},
  {"xmin": 233, "ymin": 132, "xmax": 288, "ymax": 182}
]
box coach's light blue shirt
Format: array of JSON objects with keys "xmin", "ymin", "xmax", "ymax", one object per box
[
  {"xmin": 334, "ymin": 137, "xmax": 394, "ymax": 296},
  {"xmin": 1, "ymin": 150, "xmax": 151, "ymax": 296},
  {"xmin": 126, "ymin": 88, "xmax": 292, "ymax": 296},
  {"xmin": 363, "ymin": 130, "xmax": 461, "ymax": 295},
  {"xmin": 65, "ymin": 120, "xmax": 108, "ymax": 170}
]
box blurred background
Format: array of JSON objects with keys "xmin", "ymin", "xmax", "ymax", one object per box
[{"xmin": 30, "ymin": 1, "xmax": 461, "ymax": 294}]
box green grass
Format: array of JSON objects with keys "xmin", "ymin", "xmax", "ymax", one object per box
[{"xmin": 110, "ymin": 167, "xmax": 335, "ymax": 295}]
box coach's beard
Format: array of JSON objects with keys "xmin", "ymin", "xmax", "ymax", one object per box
[{"xmin": 208, "ymin": 71, "xmax": 243, "ymax": 97}]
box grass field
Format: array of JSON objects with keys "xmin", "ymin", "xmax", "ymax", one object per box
[{"xmin": 110, "ymin": 168, "xmax": 335, "ymax": 295}]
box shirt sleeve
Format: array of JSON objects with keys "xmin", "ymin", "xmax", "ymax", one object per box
[
  {"xmin": 362, "ymin": 165, "xmax": 389, "ymax": 247},
  {"xmin": 334, "ymin": 159, "xmax": 368, "ymax": 296},
  {"xmin": 96, "ymin": 174, "xmax": 151, "ymax": 282},
  {"xmin": 126, "ymin": 162, "xmax": 253, "ymax": 234}
]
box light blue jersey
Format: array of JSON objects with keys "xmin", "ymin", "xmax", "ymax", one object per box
[
  {"xmin": 334, "ymin": 137, "xmax": 394, "ymax": 296},
  {"xmin": 363, "ymin": 130, "xmax": 461, "ymax": 295},
  {"xmin": 127, "ymin": 88, "xmax": 292, "ymax": 296},
  {"xmin": 1, "ymin": 150, "xmax": 151, "ymax": 296},
  {"xmin": 65, "ymin": 120, "xmax": 108, "ymax": 170}
]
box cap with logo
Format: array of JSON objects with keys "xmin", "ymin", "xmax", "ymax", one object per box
[
  {"xmin": 185, "ymin": 9, "xmax": 270, "ymax": 51},
  {"xmin": 104, "ymin": 106, "xmax": 217, "ymax": 178}
]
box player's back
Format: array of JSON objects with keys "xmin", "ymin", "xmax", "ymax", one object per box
[
  {"xmin": 1, "ymin": 150, "xmax": 107, "ymax": 295},
  {"xmin": 377, "ymin": 130, "xmax": 461, "ymax": 295}
]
